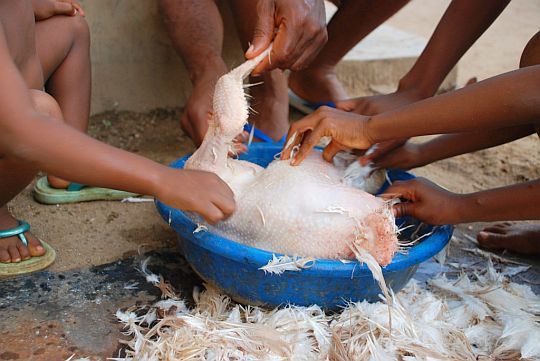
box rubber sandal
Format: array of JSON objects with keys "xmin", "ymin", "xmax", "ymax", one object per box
[
  {"xmin": 288, "ymin": 89, "xmax": 336, "ymax": 115},
  {"xmin": 243, "ymin": 123, "xmax": 287, "ymax": 145},
  {"xmin": 0, "ymin": 220, "xmax": 56, "ymax": 276},
  {"xmin": 33, "ymin": 176, "xmax": 139, "ymax": 205}
]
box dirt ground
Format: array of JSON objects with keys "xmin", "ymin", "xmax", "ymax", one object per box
[{"xmin": 7, "ymin": 0, "xmax": 540, "ymax": 272}]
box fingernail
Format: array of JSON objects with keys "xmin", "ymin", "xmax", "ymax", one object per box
[
  {"xmin": 36, "ymin": 245, "xmax": 44, "ymax": 252},
  {"xmin": 246, "ymin": 44, "xmax": 254, "ymax": 56}
]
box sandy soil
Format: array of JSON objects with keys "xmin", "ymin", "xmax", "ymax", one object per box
[{"xmin": 7, "ymin": 0, "xmax": 540, "ymax": 272}]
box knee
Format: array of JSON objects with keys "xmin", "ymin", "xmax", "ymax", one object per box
[
  {"xmin": 67, "ymin": 15, "xmax": 90, "ymax": 46},
  {"xmin": 30, "ymin": 90, "xmax": 63, "ymax": 122},
  {"xmin": 520, "ymin": 32, "xmax": 540, "ymax": 68}
]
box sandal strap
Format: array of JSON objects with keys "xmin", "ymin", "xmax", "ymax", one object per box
[
  {"xmin": 67, "ymin": 182, "xmax": 86, "ymax": 191},
  {"xmin": 0, "ymin": 221, "xmax": 30, "ymax": 246}
]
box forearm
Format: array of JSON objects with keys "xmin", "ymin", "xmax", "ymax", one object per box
[
  {"xmin": 400, "ymin": 0, "xmax": 509, "ymax": 96},
  {"xmin": 158, "ymin": 0, "xmax": 226, "ymax": 82},
  {"xmin": 416, "ymin": 125, "xmax": 535, "ymax": 167},
  {"xmin": 2, "ymin": 113, "xmax": 165, "ymax": 196},
  {"xmin": 368, "ymin": 66, "xmax": 540, "ymax": 142},
  {"xmin": 454, "ymin": 179, "xmax": 540, "ymax": 223}
]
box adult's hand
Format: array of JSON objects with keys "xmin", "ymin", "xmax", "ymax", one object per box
[{"xmin": 246, "ymin": 0, "xmax": 327, "ymax": 75}]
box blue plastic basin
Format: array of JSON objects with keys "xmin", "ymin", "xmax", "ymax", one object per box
[{"xmin": 156, "ymin": 144, "xmax": 453, "ymax": 310}]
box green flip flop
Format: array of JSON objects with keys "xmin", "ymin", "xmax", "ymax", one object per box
[
  {"xmin": 0, "ymin": 220, "xmax": 56, "ymax": 277},
  {"xmin": 33, "ymin": 176, "xmax": 139, "ymax": 204}
]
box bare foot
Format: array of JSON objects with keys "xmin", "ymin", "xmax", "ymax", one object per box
[
  {"xmin": 248, "ymin": 70, "xmax": 289, "ymax": 142},
  {"xmin": 0, "ymin": 206, "xmax": 45, "ymax": 263},
  {"xmin": 477, "ymin": 222, "xmax": 540, "ymax": 256},
  {"xmin": 289, "ymin": 66, "xmax": 348, "ymax": 103},
  {"xmin": 47, "ymin": 175, "xmax": 70, "ymax": 189}
]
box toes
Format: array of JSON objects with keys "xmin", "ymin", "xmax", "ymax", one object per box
[
  {"xmin": 477, "ymin": 231, "xmax": 506, "ymax": 250},
  {"xmin": 16, "ymin": 242, "xmax": 31, "ymax": 260},
  {"xmin": 27, "ymin": 237, "xmax": 45, "ymax": 257},
  {"xmin": 8, "ymin": 245, "xmax": 21, "ymax": 263},
  {"xmin": 0, "ymin": 248, "xmax": 10, "ymax": 263},
  {"xmin": 482, "ymin": 226, "xmax": 507, "ymax": 234}
]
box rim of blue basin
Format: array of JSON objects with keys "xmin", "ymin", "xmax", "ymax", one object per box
[{"xmin": 156, "ymin": 143, "xmax": 453, "ymax": 277}]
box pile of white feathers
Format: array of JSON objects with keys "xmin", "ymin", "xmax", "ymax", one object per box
[{"xmin": 103, "ymin": 246, "xmax": 540, "ymax": 361}]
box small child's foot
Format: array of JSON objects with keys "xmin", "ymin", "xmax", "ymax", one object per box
[
  {"xmin": 47, "ymin": 175, "xmax": 70, "ymax": 189},
  {"xmin": 289, "ymin": 66, "xmax": 348, "ymax": 104},
  {"xmin": 477, "ymin": 222, "xmax": 540, "ymax": 256},
  {"xmin": 0, "ymin": 206, "xmax": 45, "ymax": 263}
]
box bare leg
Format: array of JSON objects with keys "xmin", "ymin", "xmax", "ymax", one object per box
[
  {"xmin": 289, "ymin": 0, "xmax": 410, "ymax": 103},
  {"xmin": 0, "ymin": 91, "xmax": 63, "ymax": 263},
  {"xmin": 228, "ymin": 0, "xmax": 289, "ymax": 142},
  {"xmin": 477, "ymin": 223, "xmax": 540, "ymax": 256},
  {"xmin": 159, "ymin": 0, "xmax": 229, "ymax": 147},
  {"xmin": 34, "ymin": 15, "xmax": 91, "ymax": 188}
]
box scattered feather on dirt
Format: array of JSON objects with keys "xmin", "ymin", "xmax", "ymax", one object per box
[{"xmin": 110, "ymin": 257, "xmax": 540, "ymax": 360}]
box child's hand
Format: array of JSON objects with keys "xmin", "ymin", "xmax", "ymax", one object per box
[
  {"xmin": 281, "ymin": 107, "xmax": 371, "ymax": 166},
  {"xmin": 156, "ymin": 169, "xmax": 236, "ymax": 224},
  {"xmin": 360, "ymin": 141, "xmax": 424, "ymax": 170},
  {"xmin": 33, "ymin": 0, "xmax": 85, "ymax": 21},
  {"xmin": 383, "ymin": 178, "xmax": 462, "ymax": 225}
]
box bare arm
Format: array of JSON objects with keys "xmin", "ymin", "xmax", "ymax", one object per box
[
  {"xmin": 385, "ymin": 178, "xmax": 540, "ymax": 225},
  {"xmin": 372, "ymin": 125, "xmax": 536, "ymax": 170},
  {"xmin": 400, "ymin": 0, "xmax": 510, "ymax": 97},
  {"xmin": 0, "ymin": 26, "xmax": 234, "ymax": 223},
  {"xmin": 158, "ymin": 0, "xmax": 226, "ymax": 82},
  {"xmin": 368, "ymin": 66, "xmax": 540, "ymax": 142},
  {"xmin": 340, "ymin": 0, "xmax": 510, "ymax": 116},
  {"xmin": 281, "ymin": 65, "xmax": 540, "ymax": 165}
]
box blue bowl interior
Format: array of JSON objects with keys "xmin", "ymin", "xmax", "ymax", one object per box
[{"xmin": 156, "ymin": 144, "xmax": 453, "ymax": 308}]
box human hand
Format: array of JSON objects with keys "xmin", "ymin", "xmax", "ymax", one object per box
[
  {"xmin": 338, "ymin": 88, "xmax": 429, "ymax": 166},
  {"xmin": 383, "ymin": 178, "xmax": 462, "ymax": 225},
  {"xmin": 181, "ymin": 75, "xmax": 248, "ymax": 154},
  {"xmin": 156, "ymin": 168, "xmax": 236, "ymax": 224},
  {"xmin": 280, "ymin": 106, "xmax": 371, "ymax": 166},
  {"xmin": 32, "ymin": 0, "xmax": 85, "ymax": 20},
  {"xmin": 246, "ymin": 0, "xmax": 327, "ymax": 75},
  {"xmin": 360, "ymin": 140, "xmax": 424, "ymax": 170}
]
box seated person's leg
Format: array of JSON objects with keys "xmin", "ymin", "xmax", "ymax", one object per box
[
  {"xmin": 0, "ymin": 90, "xmax": 62, "ymax": 263},
  {"xmin": 34, "ymin": 14, "xmax": 90, "ymax": 188}
]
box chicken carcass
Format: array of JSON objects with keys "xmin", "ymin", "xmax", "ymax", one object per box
[{"xmin": 185, "ymin": 47, "xmax": 398, "ymax": 266}]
